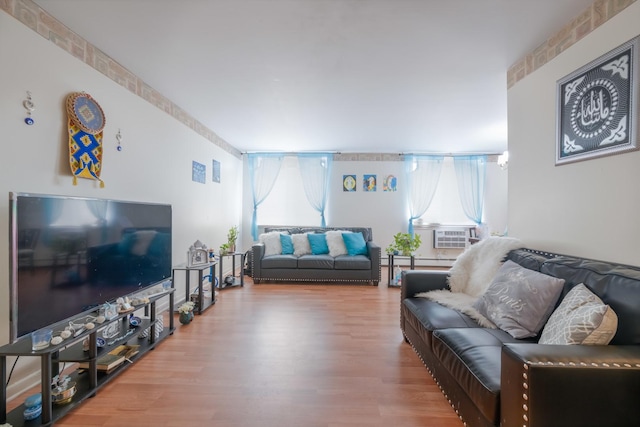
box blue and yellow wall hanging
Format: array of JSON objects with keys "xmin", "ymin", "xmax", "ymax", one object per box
[{"xmin": 66, "ymin": 92, "xmax": 106, "ymax": 187}]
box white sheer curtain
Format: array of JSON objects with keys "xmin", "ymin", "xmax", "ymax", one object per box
[
  {"xmin": 297, "ymin": 153, "xmax": 333, "ymax": 227},
  {"xmin": 86, "ymin": 199, "xmax": 109, "ymax": 243},
  {"xmin": 404, "ymin": 155, "xmax": 444, "ymax": 235},
  {"xmin": 453, "ymin": 155, "xmax": 487, "ymax": 225},
  {"xmin": 248, "ymin": 153, "xmax": 284, "ymax": 240}
]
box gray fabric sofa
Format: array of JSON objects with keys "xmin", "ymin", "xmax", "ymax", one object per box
[{"xmin": 251, "ymin": 226, "xmax": 381, "ymax": 285}]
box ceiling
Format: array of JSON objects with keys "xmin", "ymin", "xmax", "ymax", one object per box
[{"xmin": 33, "ymin": 0, "xmax": 595, "ymax": 154}]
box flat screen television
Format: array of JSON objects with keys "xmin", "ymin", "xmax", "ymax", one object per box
[{"xmin": 8, "ymin": 192, "xmax": 172, "ymax": 343}]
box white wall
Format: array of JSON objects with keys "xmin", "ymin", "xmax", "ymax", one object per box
[
  {"xmin": 508, "ymin": 1, "xmax": 640, "ymax": 266},
  {"xmin": 241, "ymin": 155, "xmax": 508, "ymax": 261},
  {"xmin": 0, "ymin": 11, "xmax": 243, "ymax": 397}
]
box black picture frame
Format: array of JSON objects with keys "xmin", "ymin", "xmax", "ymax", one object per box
[{"xmin": 556, "ymin": 36, "xmax": 639, "ymax": 165}]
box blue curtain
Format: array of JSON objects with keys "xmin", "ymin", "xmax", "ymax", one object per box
[
  {"xmin": 453, "ymin": 155, "xmax": 487, "ymax": 225},
  {"xmin": 404, "ymin": 155, "xmax": 444, "ymax": 235},
  {"xmin": 297, "ymin": 153, "xmax": 333, "ymax": 227},
  {"xmin": 248, "ymin": 153, "xmax": 284, "ymax": 240}
]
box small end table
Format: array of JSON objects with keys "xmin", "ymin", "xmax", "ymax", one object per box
[
  {"xmin": 218, "ymin": 252, "xmax": 244, "ymax": 289},
  {"xmin": 172, "ymin": 261, "xmax": 217, "ymax": 314}
]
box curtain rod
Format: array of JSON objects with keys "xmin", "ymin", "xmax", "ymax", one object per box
[
  {"xmin": 241, "ymin": 151, "xmax": 340, "ymax": 155},
  {"xmin": 399, "ymin": 152, "xmax": 504, "ymax": 156}
]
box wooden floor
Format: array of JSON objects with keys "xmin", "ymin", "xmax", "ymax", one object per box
[{"xmin": 12, "ymin": 275, "xmax": 463, "ymax": 427}]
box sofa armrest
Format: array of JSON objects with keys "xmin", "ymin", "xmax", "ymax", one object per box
[
  {"xmin": 501, "ymin": 343, "xmax": 640, "ymax": 427},
  {"xmin": 366, "ymin": 242, "xmax": 381, "ymax": 281},
  {"xmin": 401, "ymin": 270, "xmax": 449, "ymax": 299},
  {"xmin": 251, "ymin": 243, "xmax": 265, "ymax": 277}
]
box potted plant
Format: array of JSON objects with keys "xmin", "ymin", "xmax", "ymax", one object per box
[
  {"xmin": 219, "ymin": 242, "xmax": 230, "ymax": 255},
  {"xmin": 386, "ymin": 232, "xmax": 422, "ymax": 256},
  {"xmin": 178, "ymin": 301, "xmax": 195, "ymax": 325},
  {"xmin": 226, "ymin": 225, "xmax": 238, "ymax": 253}
]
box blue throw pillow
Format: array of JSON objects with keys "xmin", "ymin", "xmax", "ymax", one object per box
[
  {"xmin": 280, "ymin": 233, "xmax": 294, "ymax": 255},
  {"xmin": 307, "ymin": 233, "xmax": 329, "ymax": 255},
  {"xmin": 342, "ymin": 232, "xmax": 368, "ymax": 256}
]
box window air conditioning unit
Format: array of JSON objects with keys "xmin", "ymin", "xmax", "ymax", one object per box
[{"xmin": 433, "ymin": 227, "xmax": 468, "ymax": 249}]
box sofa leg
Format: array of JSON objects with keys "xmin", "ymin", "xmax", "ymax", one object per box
[
  {"xmin": 253, "ymin": 279, "xmax": 260, "ymax": 284},
  {"xmin": 373, "ymin": 281, "xmax": 379, "ymax": 286}
]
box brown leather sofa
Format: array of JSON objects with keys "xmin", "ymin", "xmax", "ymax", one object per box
[
  {"xmin": 251, "ymin": 226, "xmax": 381, "ymax": 285},
  {"xmin": 401, "ymin": 248, "xmax": 640, "ymax": 427}
]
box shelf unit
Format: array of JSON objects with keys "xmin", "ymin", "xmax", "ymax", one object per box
[
  {"xmin": 0, "ymin": 289, "xmax": 174, "ymax": 427},
  {"xmin": 172, "ymin": 262, "xmax": 217, "ymax": 314},
  {"xmin": 218, "ymin": 252, "xmax": 244, "ymax": 289}
]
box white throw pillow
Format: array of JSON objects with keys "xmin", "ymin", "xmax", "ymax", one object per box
[
  {"xmin": 292, "ymin": 233, "xmax": 311, "ymax": 256},
  {"xmin": 325, "ymin": 230, "xmax": 350, "ymax": 257},
  {"xmin": 259, "ymin": 232, "xmax": 282, "ymax": 257},
  {"xmin": 539, "ymin": 284, "xmax": 618, "ymax": 345}
]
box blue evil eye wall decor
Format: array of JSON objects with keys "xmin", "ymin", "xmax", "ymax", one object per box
[
  {"xmin": 116, "ymin": 129, "xmax": 123, "ymax": 151},
  {"xmin": 23, "ymin": 91, "xmax": 35, "ymax": 125}
]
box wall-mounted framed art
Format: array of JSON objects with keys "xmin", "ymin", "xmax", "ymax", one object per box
[
  {"xmin": 556, "ymin": 35, "xmax": 639, "ymax": 165},
  {"xmin": 192, "ymin": 161, "xmax": 206, "ymax": 183},
  {"xmin": 363, "ymin": 174, "xmax": 376, "ymax": 192},
  {"xmin": 383, "ymin": 175, "xmax": 397, "ymax": 191},
  {"xmin": 343, "ymin": 174, "xmax": 356, "ymax": 192},
  {"xmin": 212, "ymin": 159, "xmax": 221, "ymax": 183}
]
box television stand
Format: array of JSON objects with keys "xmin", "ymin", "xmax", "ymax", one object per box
[{"xmin": 0, "ymin": 288, "xmax": 174, "ymax": 426}]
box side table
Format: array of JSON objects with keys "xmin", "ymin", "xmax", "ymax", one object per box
[
  {"xmin": 387, "ymin": 254, "xmax": 414, "ymax": 287},
  {"xmin": 218, "ymin": 252, "xmax": 244, "ymax": 289},
  {"xmin": 387, "ymin": 254, "xmax": 457, "ymax": 287},
  {"xmin": 172, "ymin": 261, "xmax": 217, "ymax": 314}
]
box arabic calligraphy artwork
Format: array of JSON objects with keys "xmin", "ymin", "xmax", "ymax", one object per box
[{"xmin": 556, "ymin": 36, "xmax": 639, "ymax": 165}]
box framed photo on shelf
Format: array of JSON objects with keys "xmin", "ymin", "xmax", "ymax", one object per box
[
  {"xmin": 187, "ymin": 240, "xmax": 210, "ymax": 267},
  {"xmin": 556, "ymin": 36, "xmax": 639, "ymax": 165}
]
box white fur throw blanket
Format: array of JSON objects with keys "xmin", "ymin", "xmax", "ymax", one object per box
[{"xmin": 416, "ymin": 236, "xmax": 522, "ymax": 328}]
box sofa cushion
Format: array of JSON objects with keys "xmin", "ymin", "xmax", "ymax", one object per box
[
  {"xmin": 292, "ymin": 233, "xmax": 311, "ymax": 256},
  {"xmin": 298, "ymin": 254, "xmax": 334, "ymax": 269},
  {"xmin": 308, "ymin": 233, "xmax": 330, "ymax": 255},
  {"xmin": 334, "ymin": 254, "xmax": 370, "ymax": 270},
  {"xmin": 432, "ymin": 328, "xmax": 526, "ymax": 425},
  {"xmin": 540, "ymin": 257, "xmax": 640, "ymax": 345},
  {"xmin": 342, "ymin": 232, "xmax": 368, "ymax": 256},
  {"xmin": 259, "ymin": 232, "xmax": 282, "ymax": 257},
  {"xmin": 539, "ymin": 283, "xmax": 618, "ymax": 345},
  {"xmin": 261, "ymin": 254, "xmax": 298, "ymax": 269},
  {"xmin": 326, "ymin": 230, "xmax": 349, "ymax": 257},
  {"xmin": 473, "ymin": 260, "xmax": 565, "ymax": 339},
  {"xmin": 280, "ymin": 233, "xmax": 294, "ymax": 255}
]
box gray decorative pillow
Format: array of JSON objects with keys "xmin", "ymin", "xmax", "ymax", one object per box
[
  {"xmin": 539, "ymin": 284, "xmax": 618, "ymax": 345},
  {"xmin": 472, "ymin": 260, "xmax": 565, "ymax": 339}
]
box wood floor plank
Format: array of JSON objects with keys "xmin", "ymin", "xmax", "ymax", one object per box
[{"xmin": 9, "ymin": 274, "xmax": 463, "ymax": 427}]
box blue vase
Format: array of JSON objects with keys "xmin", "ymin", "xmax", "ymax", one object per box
[{"xmin": 179, "ymin": 311, "xmax": 194, "ymax": 325}]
